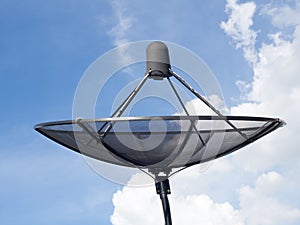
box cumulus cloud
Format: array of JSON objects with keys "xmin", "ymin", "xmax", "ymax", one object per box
[
  {"xmin": 111, "ymin": 185, "xmax": 162, "ymax": 225},
  {"xmin": 227, "ymin": 0, "xmax": 300, "ymax": 222},
  {"xmin": 111, "ymin": 170, "xmax": 244, "ymax": 225},
  {"xmin": 231, "ymin": 21, "xmax": 300, "ymax": 172},
  {"xmin": 239, "ymin": 172, "xmax": 300, "ymax": 225},
  {"xmin": 172, "ymin": 195, "xmax": 243, "ymax": 225},
  {"xmin": 111, "ymin": 171, "xmax": 300, "ymax": 225},
  {"xmin": 112, "ymin": 187, "xmax": 243, "ymax": 225}
]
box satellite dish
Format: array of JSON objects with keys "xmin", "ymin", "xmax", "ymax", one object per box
[{"xmin": 35, "ymin": 41, "xmax": 285, "ymax": 225}]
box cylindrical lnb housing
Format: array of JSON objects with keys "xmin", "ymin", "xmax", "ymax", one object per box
[{"xmin": 146, "ymin": 41, "xmax": 171, "ymax": 80}]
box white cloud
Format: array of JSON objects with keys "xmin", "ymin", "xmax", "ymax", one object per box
[
  {"xmin": 111, "ymin": 168, "xmax": 244, "ymax": 225},
  {"xmin": 231, "ymin": 25, "xmax": 300, "ymax": 172},
  {"xmin": 219, "ymin": 0, "xmax": 300, "ymax": 171},
  {"xmin": 179, "ymin": 94, "xmax": 229, "ymax": 116},
  {"xmin": 239, "ymin": 172, "xmax": 300, "ymax": 225},
  {"xmin": 235, "ymin": 80, "xmax": 252, "ymax": 101},
  {"xmin": 106, "ymin": 0, "xmax": 136, "ymax": 70},
  {"xmin": 111, "ymin": 185, "xmax": 162, "ymax": 225},
  {"xmin": 108, "ymin": 0, "xmax": 134, "ymax": 47},
  {"xmin": 172, "ymin": 195, "xmax": 243, "ymax": 225},
  {"xmin": 226, "ymin": 0, "xmax": 300, "ymax": 222},
  {"xmin": 260, "ymin": 2, "xmax": 300, "ymax": 28},
  {"xmin": 220, "ymin": 0, "xmax": 258, "ymax": 65},
  {"xmin": 111, "ymin": 170, "xmax": 300, "ymax": 225}
]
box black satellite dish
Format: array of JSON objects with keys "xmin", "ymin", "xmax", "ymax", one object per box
[{"xmin": 35, "ymin": 41, "xmax": 285, "ymax": 225}]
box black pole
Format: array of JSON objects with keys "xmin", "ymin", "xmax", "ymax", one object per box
[{"xmin": 155, "ymin": 178, "xmax": 172, "ymax": 225}]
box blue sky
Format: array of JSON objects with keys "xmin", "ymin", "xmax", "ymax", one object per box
[{"xmin": 1, "ymin": 0, "xmax": 300, "ymax": 224}]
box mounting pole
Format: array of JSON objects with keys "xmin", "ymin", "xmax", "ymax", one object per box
[{"xmin": 155, "ymin": 178, "xmax": 172, "ymax": 225}]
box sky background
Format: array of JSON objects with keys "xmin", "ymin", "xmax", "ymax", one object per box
[{"xmin": 1, "ymin": 0, "xmax": 300, "ymax": 224}]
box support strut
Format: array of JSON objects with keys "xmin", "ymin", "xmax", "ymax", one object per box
[{"xmin": 155, "ymin": 179, "xmax": 172, "ymax": 225}]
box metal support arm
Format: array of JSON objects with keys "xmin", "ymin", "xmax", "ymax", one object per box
[
  {"xmin": 98, "ymin": 71, "xmax": 150, "ymax": 136},
  {"xmin": 169, "ymin": 69, "xmax": 248, "ymax": 140}
]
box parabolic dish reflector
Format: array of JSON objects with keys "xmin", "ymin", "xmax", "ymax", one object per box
[{"xmin": 35, "ymin": 115, "xmax": 284, "ymax": 169}]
